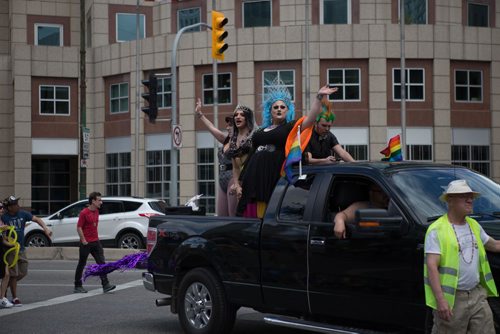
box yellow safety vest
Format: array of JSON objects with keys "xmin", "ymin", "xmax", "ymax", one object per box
[{"xmin": 424, "ymin": 214, "xmax": 498, "ymax": 309}]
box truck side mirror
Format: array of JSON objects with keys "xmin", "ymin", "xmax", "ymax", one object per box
[{"xmin": 352, "ymin": 208, "xmax": 403, "ymax": 238}]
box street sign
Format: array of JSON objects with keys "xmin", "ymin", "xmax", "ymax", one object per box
[
  {"xmin": 82, "ymin": 127, "xmax": 90, "ymax": 160},
  {"xmin": 172, "ymin": 125, "xmax": 182, "ymax": 149}
]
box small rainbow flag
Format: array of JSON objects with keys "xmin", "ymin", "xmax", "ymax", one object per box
[
  {"xmin": 281, "ymin": 116, "xmax": 313, "ymax": 183},
  {"xmin": 380, "ymin": 134, "xmax": 403, "ymax": 161}
]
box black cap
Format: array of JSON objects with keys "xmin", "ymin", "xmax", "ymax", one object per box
[{"xmin": 5, "ymin": 195, "xmax": 20, "ymax": 206}]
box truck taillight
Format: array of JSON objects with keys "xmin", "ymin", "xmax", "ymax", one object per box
[{"xmin": 147, "ymin": 227, "xmax": 157, "ymax": 255}]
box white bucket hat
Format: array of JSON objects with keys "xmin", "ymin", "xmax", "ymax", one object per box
[{"xmin": 439, "ymin": 179, "xmax": 480, "ymax": 202}]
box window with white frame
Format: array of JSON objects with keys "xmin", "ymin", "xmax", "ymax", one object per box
[
  {"xmin": 202, "ymin": 73, "xmax": 232, "ymax": 105},
  {"xmin": 344, "ymin": 145, "xmax": 368, "ymax": 161},
  {"xmin": 106, "ymin": 152, "xmax": 131, "ymax": 196},
  {"xmin": 322, "ymin": 0, "xmax": 351, "ymax": 24},
  {"xmin": 399, "ymin": 0, "xmax": 427, "ymax": 24},
  {"xmin": 455, "ymin": 70, "xmax": 482, "ymax": 102},
  {"xmin": 328, "ymin": 68, "xmax": 360, "ymax": 101},
  {"xmin": 178, "ymin": 7, "xmax": 201, "ymax": 32},
  {"xmin": 197, "ymin": 148, "xmax": 216, "ymax": 215},
  {"xmin": 406, "ymin": 145, "xmax": 432, "ymax": 161},
  {"xmin": 35, "ymin": 23, "xmax": 63, "ymax": 46},
  {"xmin": 452, "ymin": 145, "xmax": 490, "ymax": 176},
  {"xmin": 146, "ymin": 150, "xmax": 179, "ymax": 201},
  {"xmin": 40, "ymin": 85, "xmax": 70, "ymax": 115},
  {"xmin": 468, "ymin": 3, "xmax": 488, "ymax": 27},
  {"xmin": 116, "ymin": 13, "xmax": 145, "ymax": 42},
  {"xmin": 243, "ymin": 0, "xmax": 271, "ymax": 28},
  {"xmin": 263, "ymin": 70, "xmax": 295, "ymax": 101},
  {"xmin": 158, "ymin": 77, "xmax": 172, "ymax": 109},
  {"xmin": 393, "ymin": 68, "xmax": 424, "ymax": 101},
  {"xmin": 110, "ymin": 82, "xmax": 129, "ymax": 114}
]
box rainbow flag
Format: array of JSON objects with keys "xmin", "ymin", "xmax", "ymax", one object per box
[
  {"xmin": 281, "ymin": 116, "xmax": 313, "ymax": 183},
  {"xmin": 380, "ymin": 134, "xmax": 403, "ymax": 161}
]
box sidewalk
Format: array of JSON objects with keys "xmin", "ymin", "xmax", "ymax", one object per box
[{"xmin": 25, "ymin": 247, "xmax": 143, "ymax": 261}]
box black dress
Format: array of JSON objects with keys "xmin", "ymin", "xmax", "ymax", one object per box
[{"xmin": 238, "ymin": 121, "xmax": 296, "ymax": 212}]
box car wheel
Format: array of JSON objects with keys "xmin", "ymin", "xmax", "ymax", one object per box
[
  {"xmin": 25, "ymin": 233, "xmax": 50, "ymax": 247},
  {"xmin": 117, "ymin": 232, "xmax": 144, "ymax": 249},
  {"xmin": 178, "ymin": 268, "xmax": 236, "ymax": 334}
]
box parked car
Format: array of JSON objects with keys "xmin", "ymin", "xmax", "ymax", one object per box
[
  {"xmin": 143, "ymin": 162, "xmax": 500, "ymax": 334},
  {"xmin": 25, "ymin": 196, "xmax": 167, "ymax": 249}
]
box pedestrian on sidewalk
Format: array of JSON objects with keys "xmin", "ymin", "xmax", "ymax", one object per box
[
  {"xmin": 0, "ymin": 203, "xmax": 14, "ymax": 309},
  {"xmin": 74, "ymin": 192, "xmax": 116, "ymax": 294},
  {"xmin": 1, "ymin": 195, "xmax": 52, "ymax": 307}
]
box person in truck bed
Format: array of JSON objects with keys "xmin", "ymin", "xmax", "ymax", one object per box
[
  {"xmin": 424, "ymin": 179, "xmax": 500, "ymax": 334},
  {"xmin": 332, "ymin": 183, "xmax": 389, "ymax": 239}
]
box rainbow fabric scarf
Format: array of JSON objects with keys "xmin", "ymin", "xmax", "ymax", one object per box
[
  {"xmin": 380, "ymin": 134, "xmax": 403, "ymax": 161},
  {"xmin": 281, "ymin": 116, "xmax": 313, "ymax": 183}
]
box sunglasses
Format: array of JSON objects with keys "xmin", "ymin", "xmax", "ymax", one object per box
[{"xmin": 273, "ymin": 105, "xmax": 287, "ymax": 110}]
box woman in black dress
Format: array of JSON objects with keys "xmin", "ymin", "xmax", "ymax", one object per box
[{"xmin": 237, "ymin": 84, "xmax": 338, "ymax": 218}]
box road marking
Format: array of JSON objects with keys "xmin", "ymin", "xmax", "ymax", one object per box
[{"xmin": 0, "ymin": 279, "xmax": 143, "ymax": 317}]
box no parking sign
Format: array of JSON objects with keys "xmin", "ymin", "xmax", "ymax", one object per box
[{"xmin": 172, "ymin": 125, "xmax": 182, "ymax": 149}]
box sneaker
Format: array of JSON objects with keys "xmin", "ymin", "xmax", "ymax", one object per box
[
  {"xmin": 102, "ymin": 283, "xmax": 116, "ymax": 293},
  {"xmin": 11, "ymin": 298, "xmax": 22, "ymax": 307},
  {"xmin": 0, "ymin": 297, "xmax": 14, "ymax": 308},
  {"xmin": 73, "ymin": 286, "xmax": 88, "ymax": 293}
]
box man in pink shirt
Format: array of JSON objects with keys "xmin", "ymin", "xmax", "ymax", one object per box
[{"xmin": 73, "ymin": 192, "xmax": 115, "ymax": 293}]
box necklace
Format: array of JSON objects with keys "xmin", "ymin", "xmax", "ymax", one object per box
[{"xmin": 451, "ymin": 222, "xmax": 478, "ymax": 264}]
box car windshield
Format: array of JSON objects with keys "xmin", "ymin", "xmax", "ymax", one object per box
[
  {"xmin": 390, "ymin": 167, "xmax": 500, "ymax": 225},
  {"xmin": 149, "ymin": 200, "xmax": 167, "ymax": 213}
]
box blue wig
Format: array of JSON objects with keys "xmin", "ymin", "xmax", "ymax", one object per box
[{"xmin": 261, "ymin": 79, "xmax": 295, "ymax": 128}]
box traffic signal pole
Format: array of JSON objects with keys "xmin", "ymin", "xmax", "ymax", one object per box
[{"xmin": 170, "ymin": 22, "xmax": 210, "ymax": 207}]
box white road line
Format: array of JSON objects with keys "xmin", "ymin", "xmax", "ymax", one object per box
[{"xmin": 0, "ymin": 279, "xmax": 143, "ymax": 317}]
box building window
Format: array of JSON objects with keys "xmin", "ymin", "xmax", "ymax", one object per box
[
  {"xmin": 322, "ymin": 0, "xmax": 351, "ymax": 24},
  {"xmin": 263, "ymin": 70, "xmax": 295, "ymax": 101},
  {"xmin": 399, "ymin": 0, "xmax": 427, "ymax": 24},
  {"xmin": 243, "ymin": 0, "xmax": 271, "ymax": 28},
  {"xmin": 197, "ymin": 148, "xmax": 215, "ymax": 215},
  {"xmin": 178, "ymin": 7, "xmax": 201, "ymax": 32},
  {"xmin": 452, "ymin": 145, "xmax": 490, "ymax": 176},
  {"xmin": 393, "ymin": 68, "xmax": 424, "ymax": 101},
  {"xmin": 468, "ymin": 3, "xmax": 488, "ymax": 27},
  {"xmin": 32, "ymin": 158, "xmax": 72, "ymax": 216},
  {"xmin": 455, "ymin": 70, "xmax": 482, "ymax": 102},
  {"xmin": 35, "ymin": 23, "xmax": 63, "ymax": 46},
  {"xmin": 110, "ymin": 82, "xmax": 129, "ymax": 114},
  {"xmin": 406, "ymin": 144, "xmax": 432, "ymax": 161},
  {"xmin": 106, "ymin": 152, "xmax": 131, "ymax": 196},
  {"xmin": 146, "ymin": 150, "xmax": 179, "ymax": 201},
  {"xmin": 158, "ymin": 77, "xmax": 172, "ymax": 109},
  {"xmin": 328, "ymin": 68, "xmax": 360, "ymax": 101},
  {"xmin": 39, "ymin": 85, "xmax": 70, "ymax": 115},
  {"xmin": 202, "ymin": 73, "xmax": 232, "ymax": 105},
  {"xmin": 116, "ymin": 13, "xmax": 145, "ymax": 42},
  {"xmin": 344, "ymin": 145, "xmax": 368, "ymax": 161}
]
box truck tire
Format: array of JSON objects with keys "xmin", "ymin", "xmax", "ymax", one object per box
[{"xmin": 178, "ymin": 268, "xmax": 236, "ymax": 334}]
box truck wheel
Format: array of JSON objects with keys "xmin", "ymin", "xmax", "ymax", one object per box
[
  {"xmin": 25, "ymin": 232, "xmax": 50, "ymax": 247},
  {"xmin": 178, "ymin": 268, "xmax": 236, "ymax": 334}
]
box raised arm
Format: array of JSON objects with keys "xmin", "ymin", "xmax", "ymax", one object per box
[
  {"xmin": 195, "ymin": 98, "xmax": 227, "ymax": 144},
  {"xmin": 302, "ymin": 86, "xmax": 338, "ymax": 129}
]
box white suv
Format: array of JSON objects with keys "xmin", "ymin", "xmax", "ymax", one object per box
[{"xmin": 24, "ymin": 197, "xmax": 167, "ymax": 249}]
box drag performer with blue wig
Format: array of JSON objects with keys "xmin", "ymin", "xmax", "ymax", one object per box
[{"xmin": 236, "ymin": 81, "xmax": 338, "ymax": 218}]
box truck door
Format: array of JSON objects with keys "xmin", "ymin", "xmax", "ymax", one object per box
[
  {"xmin": 308, "ymin": 175, "xmax": 424, "ymax": 329},
  {"xmin": 260, "ymin": 174, "xmax": 318, "ymax": 313}
]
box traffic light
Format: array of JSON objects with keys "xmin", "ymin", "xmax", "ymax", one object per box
[
  {"xmin": 141, "ymin": 73, "xmax": 158, "ymax": 124},
  {"xmin": 211, "ymin": 10, "xmax": 228, "ymax": 61}
]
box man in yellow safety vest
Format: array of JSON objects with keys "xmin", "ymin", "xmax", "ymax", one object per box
[{"xmin": 424, "ymin": 179, "xmax": 500, "ymax": 333}]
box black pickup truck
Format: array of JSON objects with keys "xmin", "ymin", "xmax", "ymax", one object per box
[{"xmin": 143, "ymin": 162, "xmax": 500, "ymax": 334}]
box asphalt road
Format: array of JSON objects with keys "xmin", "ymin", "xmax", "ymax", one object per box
[{"xmin": 0, "ymin": 260, "xmax": 309, "ymax": 334}]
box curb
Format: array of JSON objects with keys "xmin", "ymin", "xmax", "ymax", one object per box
[{"xmin": 25, "ymin": 247, "xmax": 143, "ymax": 261}]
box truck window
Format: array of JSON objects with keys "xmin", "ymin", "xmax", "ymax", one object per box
[{"xmin": 278, "ymin": 175, "xmax": 315, "ymax": 221}]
